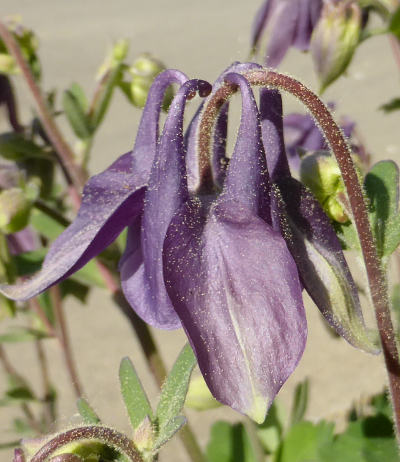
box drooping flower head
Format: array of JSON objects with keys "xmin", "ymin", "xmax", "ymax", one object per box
[{"xmin": 0, "ymin": 64, "xmax": 376, "ymax": 423}]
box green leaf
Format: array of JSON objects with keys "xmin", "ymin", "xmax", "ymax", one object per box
[
  {"xmin": 319, "ymin": 417, "xmax": 398, "ymax": 462},
  {"xmin": 0, "ymin": 328, "xmax": 47, "ymax": 343},
  {"xmin": 156, "ymin": 344, "xmax": 196, "ymax": 429},
  {"xmin": 30, "ymin": 208, "xmax": 66, "ymax": 240},
  {"xmin": 62, "ymin": 89, "xmax": 93, "ymax": 140},
  {"xmin": 119, "ymin": 357, "xmax": 153, "ymax": 430},
  {"xmin": 69, "ymin": 83, "xmax": 89, "ymax": 112},
  {"xmin": 13, "ymin": 248, "xmax": 47, "ymax": 276},
  {"xmin": 0, "ymin": 133, "xmax": 51, "ymax": 161},
  {"xmin": 290, "ymin": 379, "xmax": 309, "ymax": 426},
  {"xmin": 391, "ymin": 284, "xmax": 400, "ymax": 329},
  {"xmin": 206, "ymin": 421, "xmax": 258, "ymax": 462},
  {"xmin": 384, "ymin": 213, "xmax": 400, "ymax": 257},
  {"xmin": 380, "ymin": 98, "xmax": 400, "ymax": 114},
  {"xmin": 277, "ymin": 421, "xmax": 334, "ymax": 462},
  {"xmin": 364, "ymin": 160, "xmax": 400, "ymax": 256},
  {"xmin": 72, "ymin": 260, "xmax": 106, "ymax": 288},
  {"xmin": 389, "ymin": 6, "xmax": 400, "ymax": 40},
  {"xmin": 60, "ymin": 279, "xmax": 89, "ymax": 303},
  {"xmin": 154, "ymin": 415, "xmax": 186, "ymax": 450},
  {"xmin": 77, "ymin": 397, "xmax": 101, "ymax": 424}
]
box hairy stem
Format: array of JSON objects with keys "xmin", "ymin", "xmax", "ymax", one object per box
[
  {"xmin": 50, "ymin": 286, "xmax": 83, "ymax": 398},
  {"xmin": 30, "ymin": 426, "xmax": 142, "ymax": 462},
  {"xmin": 0, "ymin": 20, "xmax": 87, "ymax": 191},
  {"xmin": 199, "ymin": 68, "xmax": 400, "ymax": 438}
]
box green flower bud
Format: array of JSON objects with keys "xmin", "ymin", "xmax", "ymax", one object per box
[
  {"xmin": 310, "ymin": 2, "xmax": 361, "ymax": 92},
  {"xmin": 0, "ymin": 53, "xmax": 18, "ymax": 74},
  {"xmin": 300, "ymin": 151, "xmax": 349, "ymax": 223},
  {"xmin": 129, "ymin": 53, "xmax": 168, "ymax": 108},
  {"xmin": 0, "ymin": 187, "xmax": 32, "ymax": 233},
  {"xmin": 185, "ymin": 375, "xmax": 222, "ymax": 411},
  {"xmin": 96, "ymin": 39, "xmax": 129, "ymax": 81},
  {"xmin": 1, "ymin": 17, "xmax": 41, "ymax": 80}
]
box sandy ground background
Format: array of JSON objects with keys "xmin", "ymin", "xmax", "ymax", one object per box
[{"xmin": 1, "ymin": 1, "xmax": 400, "ymax": 461}]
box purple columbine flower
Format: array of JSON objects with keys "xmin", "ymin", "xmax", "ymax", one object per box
[
  {"xmin": 251, "ymin": 0, "xmax": 323, "ymax": 67},
  {"xmin": 0, "ymin": 64, "xmax": 376, "ymax": 422}
]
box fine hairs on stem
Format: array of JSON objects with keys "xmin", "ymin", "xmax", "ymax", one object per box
[
  {"xmin": 197, "ymin": 68, "xmax": 400, "ymax": 441},
  {"xmin": 29, "ymin": 426, "xmax": 143, "ymax": 462}
]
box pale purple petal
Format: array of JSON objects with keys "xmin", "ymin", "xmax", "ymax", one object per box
[
  {"xmin": 0, "ymin": 152, "xmax": 145, "ymax": 300},
  {"xmin": 274, "ymin": 177, "xmax": 377, "ymax": 353},
  {"xmin": 266, "ymin": 2, "xmax": 298, "ymax": 67},
  {"xmin": 222, "ymin": 73, "xmax": 269, "ymax": 220},
  {"xmin": 293, "ymin": 0, "xmax": 322, "ymax": 50},
  {"xmin": 163, "ymin": 200, "xmax": 306, "ymax": 422},
  {"xmin": 185, "ymin": 62, "xmax": 262, "ymax": 192},
  {"xmin": 251, "ymin": 0, "xmax": 277, "ymax": 52},
  {"xmin": 120, "ymin": 80, "xmax": 212, "ymax": 329},
  {"xmin": 130, "ymin": 69, "xmax": 189, "ymax": 182}
]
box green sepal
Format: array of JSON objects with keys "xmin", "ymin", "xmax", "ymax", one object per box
[
  {"xmin": 156, "ymin": 343, "xmax": 196, "ymax": 429},
  {"xmin": 0, "ymin": 133, "xmax": 52, "ymax": 161},
  {"xmin": 62, "ymin": 88, "xmax": 93, "ymax": 140},
  {"xmin": 153, "ymin": 415, "xmax": 186, "ymax": 450},
  {"xmin": 119, "ymin": 357, "xmax": 153, "ymax": 430}
]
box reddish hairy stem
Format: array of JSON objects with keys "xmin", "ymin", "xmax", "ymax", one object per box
[
  {"xmin": 30, "ymin": 426, "xmax": 142, "ymax": 462},
  {"xmin": 198, "ymin": 68, "xmax": 400, "ymax": 436}
]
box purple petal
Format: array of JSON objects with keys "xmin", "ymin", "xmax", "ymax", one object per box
[
  {"xmin": 251, "ymin": 0, "xmax": 277, "ymax": 52},
  {"xmin": 293, "ymin": 0, "xmax": 322, "ymax": 51},
  {"xmin": 266, "ymin": 1, "xmax": 298, "ymax": 67},
  {"xmin": 1, "ymin": 152, "xmax": 146, "ymax": 300},
  {"xmin": 130, "ymin": 69, "xmax": 189, "ymax": 181},
  {"xmin": 120, "ymin": 80, "xmax": 212, "ymax": 329},
  {"xmin": 222, "ymin": 73, "xmax": 270, "ymax": 220},
  {"xmin": 163, "ymin": 199, "xmax": 306, "ymax": 422},
  {"xmin": 274, "ymin": 177, "xmax": 377, "ymax": 353},
  {"xmin": 185, "ymin": 62, "xmax": 262, "ymax": 192},
  {"xmin": 259, "ymin": 89, "xmax": 291, "ymax": 181}
]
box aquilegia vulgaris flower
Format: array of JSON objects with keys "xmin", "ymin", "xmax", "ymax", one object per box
[{"xmin": 0, "ymin": 63, "xmax": 376, "ymax": 422}]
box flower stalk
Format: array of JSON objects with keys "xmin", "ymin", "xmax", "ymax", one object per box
[
  {"xmin": 29, "ymin": 426, "xmax": 143, "ymax": 462},
  {"xmin": 198, "ymin": 68, "xmax": 400, "ymax": 438}
]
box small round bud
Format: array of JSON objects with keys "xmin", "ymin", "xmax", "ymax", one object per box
[
  {"xmin": 129, "ymin": 53, "xmax": 168, "ymax": 108},
  {"xmin": 310, "ymin": 2, "xmax": 361, "ymax": 92},
  {"xmin": 300, "ymin": 151, "xmax": 349, "ymax": 223}
]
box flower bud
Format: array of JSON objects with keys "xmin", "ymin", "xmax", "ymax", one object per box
[
  {"xmin": 310, "ymin": 2, "xmax": 361, "ymax": 92},
  {"xmin": 96, "ymin": 39, "xmax": 129, "ymax": 81},
  {"xmin": 185, "ymin": 375, "xmax": 222, "ymax": 411},
  {"xmin": 2, "ymin": 17, "xmax": 41, "ymax": 80},
  {"xmin": 300, "ymin": 151, "xmax": 349, "ymax": 223},
  {"xmin": 129, "ymin": 53, "xmax": 168, "ymax": 108},
  {"xmin": 0, "ymin": 54, "xmax": 18, "ymax": 74},
  {"xmin": 0, "ymin": 187, "xmax": 32, "ymax": 233}
]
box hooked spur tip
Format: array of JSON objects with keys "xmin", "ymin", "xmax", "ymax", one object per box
[{"xmin": 186, "ymin": 80, "xmax": 212, "ymax": 100}]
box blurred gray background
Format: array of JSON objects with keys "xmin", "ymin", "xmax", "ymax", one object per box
[{"xmin": 1, "ymin": 1, "xmax": 399, "ymax": 461}]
